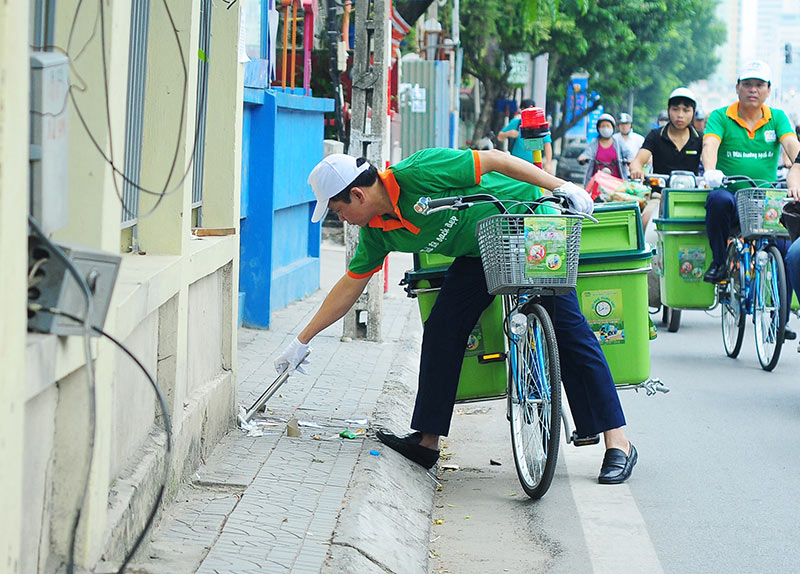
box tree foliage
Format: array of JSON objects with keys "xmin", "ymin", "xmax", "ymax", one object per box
[{"xmin": 457, "ymin": 0, "xmax": 725, "ymax": 142}]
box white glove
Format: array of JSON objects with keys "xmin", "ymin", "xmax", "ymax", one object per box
[
  {"xmin": 274, "ymin": 337, "xmax": 311, "ymax": 375},
  {"xmin": 705, "ymin": 169, "xmax": 725, "ymax": 189},
  {"xmin": 557, "ymin": 182, "xmax": 594, "ymax": 215}
]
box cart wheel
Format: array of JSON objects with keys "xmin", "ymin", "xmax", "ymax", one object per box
[
  {"xmin": 667, "ymin": 308, "xmax": 681, "ymax": 332},
  {"xmin": 661, "ymin": 305, "xmax": 670, "ymax": 326}
]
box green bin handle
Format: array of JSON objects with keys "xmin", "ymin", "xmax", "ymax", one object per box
[{"xmin": 577, "ymin": 265, "xmax": 652, "ymax": 278}]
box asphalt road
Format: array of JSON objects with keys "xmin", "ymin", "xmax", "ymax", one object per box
[{"xmin": 428, "ymin": 307, "xmax": 800, "ymax": 574}]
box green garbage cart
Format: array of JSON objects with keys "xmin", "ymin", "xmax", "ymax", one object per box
[
  {"xmin": 653, "ymin": 188, "xmax": 716, "ymax": 332},
  {"xmin": 577, "ymin": 203, "xmax": 654, "ymax": 387},
  {"xmin": 401, "ymin": 253, "xmax": 507, "ymax": 402}
]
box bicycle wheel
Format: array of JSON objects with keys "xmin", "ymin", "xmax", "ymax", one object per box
[
  {"xmin": 753, "ymin": 244, "xmax": 787, "ymax": 371},
  {"xmin": 508, "ymin": 303, "xmax": 561, "ymax": 499},
  {"xmin": 721, "ymin": 241, "xmax": 745, "ymax": 358}
]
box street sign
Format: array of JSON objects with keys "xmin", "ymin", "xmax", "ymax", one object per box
[
  {"xmin": 507, "ymin": 53, "xmax": 531, "ymax": 86},
  {"xmin": 565, "ymin": 74, "xmax": 589, "ymax": 139}
]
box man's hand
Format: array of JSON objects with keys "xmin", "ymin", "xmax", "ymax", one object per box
[
  {"xmin": 705, "ymin": 169, "xmax": 725, "ymax": 189},
  {"xmin": 557, "ymin": 181, "xmax": 594, "ymax": 215},
  {"xmin": 629, "ymin": 164, "xmax": 645, "ymax": 181},
  {"xmin": 275, "ymin": 337, "xmax": 311, "ymax": 375},
  {"xmin": 787, "ymin": 163, "xmax": 800, "ymax": 200}
]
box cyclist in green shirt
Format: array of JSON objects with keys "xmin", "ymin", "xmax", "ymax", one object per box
[
  {"xmin": 274, "ymin": 148, "xmax": 638, "ymax": 484},
  {"xmin": 702, "ymin": 60, "xmax": 800, "ymax": 285}
]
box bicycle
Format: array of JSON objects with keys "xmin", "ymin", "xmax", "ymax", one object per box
[
  {"xmin": 718, "ymin": 176, "xmax": 790, "ymax": 371},
  {"xmin": 419, "ymin": 190, "xmax": 594, "ymax": 499}
]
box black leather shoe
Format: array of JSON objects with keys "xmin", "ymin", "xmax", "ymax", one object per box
[
  {"xmin": 785, "ymin": 328, "xmax": 797, "ymax": 341},
  {"xmin": 703, "ymin": 263, "xmax": 727, "ymax": 284},
  {"xmin": 598, "ymin": 443, "xmax": 638, "ymax": 484},
  {"xmin": 375, "ymin": 429, "xmax": 440, "ymax": 469}
]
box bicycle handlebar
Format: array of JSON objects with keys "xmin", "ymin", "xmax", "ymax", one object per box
[
  {"xmin": 722, "ymin": 175, "xmax": 785, "ymax": 189},
  {"xmin": 422, "ymin": 190, "xmax": 598, "ymax": 223}
]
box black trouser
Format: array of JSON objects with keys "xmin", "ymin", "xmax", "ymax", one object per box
[{"xmin": 410, "ymin": 257, "xmax": 627, "ymax": 437}]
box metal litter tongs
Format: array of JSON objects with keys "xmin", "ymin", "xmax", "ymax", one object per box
[{"xmin": 238, "ymin": 350, "xmax": 311, "ymax": 426}]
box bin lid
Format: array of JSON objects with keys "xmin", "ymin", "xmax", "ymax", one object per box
[
  {"xmin": 578, "ymin": 245, "xmax": 655, "ymax": 265},
  {"xmin": 403, "ymin": 266, "xmax": 449, "ymax": 283},
  {"xmin": 654, "ymin": 217, "xmax": 706, "ymax": 226}
]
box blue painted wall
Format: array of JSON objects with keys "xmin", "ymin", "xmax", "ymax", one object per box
[{"xmin": 239, "ymin": 89, "xmax": 334, "ymax": 329}]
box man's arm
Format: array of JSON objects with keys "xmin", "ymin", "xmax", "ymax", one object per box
[
  {"xmin": 297, "ymin": 273, "xmax": 371, "ymax": 343},
  {"xmin": 496, "ymin": 129, "xmax": 519, "ymax": 142},
  {"xmin": 628, "ymin": 148, "xmax": 653, "ymax": 181},
  {"xmin": 701, "ymin": 136, "xmax": 721, "ymax": 171},
  {"xmin": 477, "ymin": 148, "xmax": 566, "ymax": 191},
  {"xmin": 787, "ymin": 158, "xmax": 800, "ymax": 200},
  {"xmin": 544, "ymin": 141, "xmax": 553, "ymax": 174},
  {"xmin": 780, "ymin": 134, "xmax": 800, "ymax": 168}
]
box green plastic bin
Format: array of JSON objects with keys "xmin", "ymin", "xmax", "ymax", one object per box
[
  {"xmin": 580, "ymin": 202, "xmax": 645, "ymax": 256},
  {"xmin": 577, "ymin": 248, "xmax": 653, "ymax": 385},
  {"xmin": 403, "ymin": 254, "xmax": 507, "ymax": 402},
  {"xmin": 661, "ymin": 188, "xmax": 709, "ymax": 220},
  {"xmin": 654, "ymin": 218, "xmax": 715, "ymax": 309}
]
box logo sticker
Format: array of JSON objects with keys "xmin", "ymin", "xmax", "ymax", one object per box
[{"xmin": 764, "ymin": 130, "xmax": 776, "ymax": 143}]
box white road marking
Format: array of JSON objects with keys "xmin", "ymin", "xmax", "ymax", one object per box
[{"xmin": 562, "ymin": 442, "xmax": 664, "ymax": 574}]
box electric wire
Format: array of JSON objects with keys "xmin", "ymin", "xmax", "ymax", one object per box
[
  {"xmin": 36, "ymin": 0, "xmax": 204, "ymax": 222},
  {"xmin": 29, "ymin": 304, "xmax": 173, "ymax": 574},
  {"xmin": 27, "ymin": 216, "xmax": 96, "ymax": 574}
]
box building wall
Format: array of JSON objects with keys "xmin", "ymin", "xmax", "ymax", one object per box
[
  {"xmin": 2, "ymin": 0, "xmax": 244, "ymax": 571},
  {"xmin": 0, "ymin": 1, "xmax": 30, "ymax": 573}
]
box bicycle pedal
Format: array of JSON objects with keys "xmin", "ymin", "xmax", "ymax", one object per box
[{"xmin": 571, "ymin": 432, "xmax": 600, "ymax": 446}]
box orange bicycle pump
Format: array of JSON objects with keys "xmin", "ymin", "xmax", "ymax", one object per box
[{"xmin": 519, "ymin": 106, "xmax": 550, "ymax": 170}]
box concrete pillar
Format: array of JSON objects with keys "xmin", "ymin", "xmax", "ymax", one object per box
[
  {"xmin": 346, "ymin": 0, "xmax": 390, "ymax": 342},
  {"xmin": 137, "ymin": 0, "xmax": 200, "ymax": 256}
]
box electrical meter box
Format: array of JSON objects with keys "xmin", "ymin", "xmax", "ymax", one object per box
[
  {"xmin": 28, "ymin": 237, "xmax": 122, "ymax": 337},
  {"xmin": 30, "ymin": 52, "xmax": 70, "ymax": 235}
]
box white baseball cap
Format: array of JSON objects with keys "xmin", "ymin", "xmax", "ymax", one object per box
[
  {"xmin": 738, "ymin": 60, "xmax": 772, "ymax": 83},
  {"xmin": 307, "ymin": 154, "xmax": 370, "ymax": 223}
]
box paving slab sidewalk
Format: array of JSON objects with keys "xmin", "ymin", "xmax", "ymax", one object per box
[{"xmin": 130, "ymin": 244, "xmax": 436, "ymax": 574}]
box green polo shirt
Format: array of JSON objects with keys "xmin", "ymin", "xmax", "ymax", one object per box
[
  {"xmin": 704, "ymin": 103, "xmax": 793, "ymax": 190},
  {"xmin": 347, "ymin": 148, "xmax": 547, "ymax": 278}
]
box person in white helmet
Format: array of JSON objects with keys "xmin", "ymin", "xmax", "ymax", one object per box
[
  {"xmin": 578, "ymin": 113, "xmax": 631, "ymax": 186},
  {"xmin": 693, "ymin": 108, "xmax": 707, "ymax": 133},
  {"xmin": 629, "ymin": 87, "xmax": 703, "ymax": 228},
  {"xmin": 613, "ymin": 112, "xmax": 645, "ymax": 159}
]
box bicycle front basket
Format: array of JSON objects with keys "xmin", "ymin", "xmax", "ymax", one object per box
[
  {"xmin": 736, "ymin": 187, "xmax": 789, "ymax": 239},
  {"xmin": 476, "ymin": 214, "xmax": 583, "ymax": 295}
]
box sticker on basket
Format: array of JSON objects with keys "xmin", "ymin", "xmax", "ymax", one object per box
[
  {"xmin": 762, "ymin": 190, "xmax": 785, "ymax": 230},
  {"xmin": 678, "ymin": 246, "xmax": 706, "ymax": 282},
  {"xmin": 581, "ymin": 289, "xmax": 625, "ymax": 345},
  {"xmin": 523, "ymin": 217, "xmax": 567, "ymax": 279},
  {"xmin": 463, "ymin": 322, "xmax": 485, "ymax": 357}
]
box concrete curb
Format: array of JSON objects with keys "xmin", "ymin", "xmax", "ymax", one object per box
[{"xmin": 323, "ymin": 301, "xmax": 436, "ymax": 574}]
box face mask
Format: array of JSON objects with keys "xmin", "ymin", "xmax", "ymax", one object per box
[{"xmin": 598, "ymin": 126, "xmax": 613, "ymax": 138}]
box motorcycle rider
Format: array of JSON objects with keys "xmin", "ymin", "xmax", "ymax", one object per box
[
  {"xmin": 578, "ymin": 113, "xmax": 630, "ymax": 186},
  {"xmin": 614, "ymin": 112, "xmax": 645, "ymax": 160},
  {"xmin": 629, "ymin": 87, "xmax": 703, "ymax": 229},
  {"xmin": 496, "ymin": 98, "xmax": 554, "ymax": 173}
]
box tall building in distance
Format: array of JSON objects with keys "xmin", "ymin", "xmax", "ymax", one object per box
[{"xmin": 691, "ymin": 0, "xmax": 800, "ymax": 123}]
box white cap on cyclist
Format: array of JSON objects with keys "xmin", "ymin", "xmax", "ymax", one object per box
[
  {"xmin": 738, "ymin": 60, "xmax": 772, "ymax": 84},
  {"xmin": 307, "ymin": 154, "xmax": 371, "ymax": 223},
  {"xmin": 618, "ymin": 112, "xmax": 633, "ymax": 124}
]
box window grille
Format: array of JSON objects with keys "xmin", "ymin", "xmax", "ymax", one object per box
[
  {"xmin": 121, "ymin": 0, "xmax": 151, "ymax": 229},
  {"xmin": 192, "ymin": 0, "xmax": 213, "ymax": 225}
]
